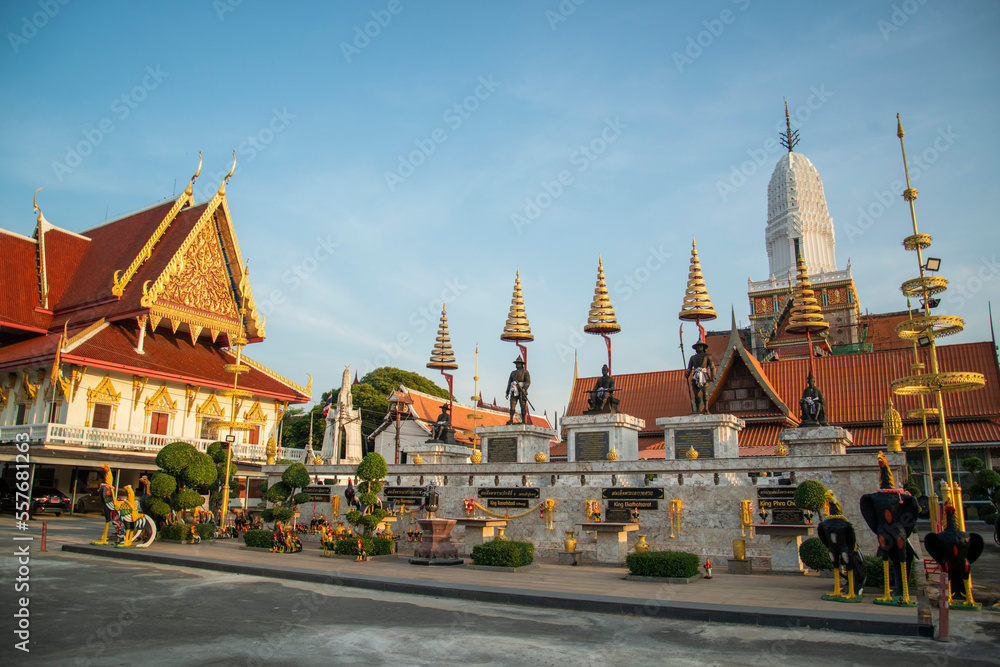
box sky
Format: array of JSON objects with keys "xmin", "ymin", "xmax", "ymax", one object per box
[{"xmin": 2, "ymin": 1, "xmax": 998, "ymax": 420}]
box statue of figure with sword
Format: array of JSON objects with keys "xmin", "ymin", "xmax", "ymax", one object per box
[{"xmin": 505, "ymin": 357, "xmax": 532, "ymax": 425}]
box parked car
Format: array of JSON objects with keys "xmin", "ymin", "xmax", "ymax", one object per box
[
  {"xmin": 1, "ymin": 486, "xmax": 72, "ymax": 516},
  {"xmin": 74, "ymin": 490, "xmax": 106, "ymax": 514}
]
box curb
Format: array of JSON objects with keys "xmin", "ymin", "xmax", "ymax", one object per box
[{"xmin": 61, "ymin": 543, "xmax": 931, "ymax": 637}]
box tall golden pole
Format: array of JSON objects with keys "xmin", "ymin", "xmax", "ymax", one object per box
[{"xmin": 891, "ymin": 115, "xmax": 985, "ymax": 530}]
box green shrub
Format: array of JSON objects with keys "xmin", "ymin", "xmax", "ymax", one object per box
[
  {"xmin": 799, "ymin": 537, "xmax": 833, "ymax": 571},
  {"xmin": 346, "ymin": 510, "xmax": 363, "ymax": 525},
  {"xmin": 264, "ymin": 481, "xmax": 291, "ymax": 504},
  {"xmin": 173, "ymin": 489, "xmax": 205, "ymax": 511},
  {"xmin": 159, "ymin": 523, "xmax": 215, "ymax": 541},
  {"xmin": 979, "ymin": 510, "xmax": 998, "ymax": 524},
  {"xmin": 156, "ymin": 441, "xmax": 198, "ymax": 476},
  {"xmin": 625, "ymin": 550, "xmax": 701, "ymax": 578},
  {"xmin": 471, "ymin": 540, "xmax": 535, "ymax": 567},
  {"xmin": 148, "ymin": 499, "xmax": 172, "ymax": 518},
  {"xmin": 356, "ymin": 452, "xmax": 387, "ymax": 486},
  {"xmin": 206, "ymin": 441, "xmax": 227, "ymax": 464},
  {"xmin": 331, "ymin": 536, "xmax": 394, "ymax": 556},
  {"xmin": 149, "ymin": 471, "xmax": 177, "ymax": 498},
  {"xmin": 282, "ymin": 462, "xmax": 311, "ymax": 490},
  {"xmin": 865, "ymin": 556, "xmax": 918, "ymax": 589},
  {"xmin": 963, "ymin": 457, "xmax": 985, "ymax": 473},
  {"xmin": 243, "ymin": 529, "xmax": 274, "ymax": 549},
  {"xmin": 794, "ymin": 480, "xmax": 828, "ymax": 513},
  {"xmin": 292, "ymin": 492, "xmax": 312, "ymax": 506},
  {"xmin": 183, "ymin": 452, "xmax": 218, "ymax": 488}
]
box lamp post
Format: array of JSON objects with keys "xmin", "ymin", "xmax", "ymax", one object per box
[
  {"xmin": 388, "ymin": 392, "xmax": 411, "ymax": 465},
  {"xmin": 221, "ymin": 434, "xmax": 235, "ymax": 525}
]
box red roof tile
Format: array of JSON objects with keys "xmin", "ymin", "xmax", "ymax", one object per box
[{"xmin": 0, "ymin": 230, "xmax": 48, "ymax": 331}]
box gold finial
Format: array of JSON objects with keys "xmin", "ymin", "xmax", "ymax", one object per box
[
  {"xmin": 426, "ymin": 304, "xmax": 458, "ymax": 370},
  {"xmin": 33, "ymin": 187, "xmax": 43, "ymax": 222},
  {"xmin": 500, "ymin": 268, "xmax": 534, "ymax": 343},
  {"xmin": 896, "ymin": 113, "xmax": 904, "ymax": 139},
  {"xmin": 785, "ymin": 247, "xmax": 829, "ymax": 337},
  {"xmin": 218, "ymin": 150, "xmax": 237, "ymax": 196},
  {"xmin": 775, "ymin": 443, "xmax": 788, "ymax": 457},
  {"xmin": 685, "ymin": 444, "xmax": 699, "ymax": 459},
  {"xmin": 678, "ymin": 236, "xmax": 718, "ymax": 323},
  {"xmin": 183, "ymin": 152, "xmax": 203, "ymax": 198},
  {"xmin": 883, "ymin": 399, "xmax": 903, "ymax": 453},
  {"xmin": 583, "ymin": 256, "xmax": 621, "ymax": 336}
]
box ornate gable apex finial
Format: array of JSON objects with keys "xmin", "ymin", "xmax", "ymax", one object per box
[
  {"xmin": 217, "ymin": 150, "xmax": 237, "ymax": 197},
  {"xmin": 779, "ymin": 99, "xmax": 800, "ymax": 153},
  {"xmin": 182, "ymin": 151, "xmax": 203, "ymax": 201}
]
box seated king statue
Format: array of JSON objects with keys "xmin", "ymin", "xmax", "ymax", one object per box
[
  {"xmin": 585, "ymin": 364, "xmax": 619, "ymax": 414},
  {"xmin": 799, "ymin": 373, "xmax": 828, "ymax": 427}
]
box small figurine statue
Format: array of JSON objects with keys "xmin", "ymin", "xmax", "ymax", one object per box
[
  {"xmin": 586, "ymin": 364, "xmax": 619, "ymax": 414},
  {"xmin": 506, "ymin": 357, "xmax": 531, "ymax": 425},
  {"xmin": 799, "ymin": 373, "xmax": 828, "ymax": 426},
  {"xmin": 685, "ymin": 340, "xmax": 716, "ymax": 414},
  {"xmin": 430, "ymin": 404, "xmax": 451, "ymax": 441}
]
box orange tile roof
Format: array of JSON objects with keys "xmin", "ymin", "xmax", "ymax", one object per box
[
  {"xmin": 567, "ymin": 339, "xmax": 1000, "ymax": 450},
  {"xmin": 401, "ymin": 387, "xmax": 552, "ymax": 446},
  {"xmin": 861, "ymin": 311, "xmax": 913, "ymax": 352},
  {"xmin": 0, "ymin": 230, "xmax": 49, "ymax": 332}
]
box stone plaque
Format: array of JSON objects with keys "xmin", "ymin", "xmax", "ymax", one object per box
[
  {"xmin": 389, "ymin": 497, "xmax": 423, "ymax": 506},
  {"xmin": 604, "ymin": 508, "xmax": 634, "ymax": 523},
  {"xmin": 384, "ymin": 487, "xmax": 425, "ymax": 498},
  {"xmin": 757, "ymin": 486, "xmax": 804, "ymax": 524},
  {"xmin": 575, "ymin": 430, "xmax": 610, "ymax": 461},
  {"xmin": 607, "ymin": 500, "xmax": 658, "ymax": 510},
  {"xmin": 487, "ymin": 436, "xmax": 518, "ymax": 463},
  {"xmin": 486, "ymin": 499, "xmax": 531, "ymax": 509},
  {"xmin": 303, "ymin": 485, "xmax": 333, "ymax": 502},
  {"xmin": 602, "ymin": 488, "xmax": 664, "ymax": 500},
  {"xmin": 477, "ymin": 487, "xmax": 540, "ymax": 499},
  {"xmin": 674, "ymin": 428, "xmax": 715, "ymax": 459}
]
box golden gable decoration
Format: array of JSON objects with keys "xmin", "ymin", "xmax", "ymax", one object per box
[
  {"xmin": 85, "ymin": 375, "xmax": 121, "ymax": 428},
  {"xmin": 243, "ymin": 399, "xmax": 267, "ymax": 424},
  {"xmin": 145, "ymin": 384, "xmax": 177, "ymax": 414}
]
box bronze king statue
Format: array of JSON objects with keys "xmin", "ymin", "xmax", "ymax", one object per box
[
  {"xmin": 799, "ymin": 372, "xmax": 828, "ymax": 427},
  {"xmin": 506, "ymin": 357, "xmax": 531, "ymax": 424},
  {"xmin": 586, "ymin": 364, "xmax": 619, "ymax": 414},
  {"xmin": 685, "ymin": 340, "xmax": 716, "ymax": 414},
  {"xmin": 430, "ymin": 403, "xmax": 454, "ymax": 442}
]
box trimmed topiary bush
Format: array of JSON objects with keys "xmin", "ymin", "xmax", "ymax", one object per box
[
  {"xmin": 149, "ymin": 471, "xmax": 177, "ymax": 498},
  {"xmin": 471, "ymin": 540, "xmax": 534, "ymax": 567},
  {"xmin": 625, "ymin": 550, "xmax": 701, "ymax": 578},
  {"xmin": 282, "ymin": 463, "xmax": 311, "ymax": 491},
  {"xmin": 243, "ymin": 529, "xmax": 275, "ymax": 549},
  {"xmin": 799, "ymin": 537, "xmax": 833, "ymax": 571},
  {"xmin": 182, "ymin": 452, "xmax": 218, "ymax": 488},
  {"xmin": 159, "ymin": 523, "xmax": 215, "ymax": 541},
  {"xmin": 794, "ymin": 480, "xmax": 828, "ymax": 514},
  {"xmin": 347, "ymin": 452, "xmax": 390, "ymax": 536},
  {"xmin": 156, "ymin": 441, "xmax": 198, "ymax": 476},
  {"xmin": 331, "ymin": 536, "xmax": 394, "ymax": 556},
  {"xmin": 173, "ymin": 488, "xmax": 206, "ymax": 511}
]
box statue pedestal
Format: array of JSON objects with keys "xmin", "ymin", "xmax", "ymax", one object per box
[
  {"xmin": 754, "ymin": 523, "xmax": 815, "ymax": 574},
  {"xmin": 454, "ymin": 518, "xmax": 507, "ymax": 556},
  {"xmin": 655, "ymin": 413, "xmax": 744, "ymax": 459},
  {"xmin": 475, "ymin": 424, "xmax": 557, "ymax": 463},
  {"xmin": 408, "ymin": 518, "xmax": 462, "ymax": 565},
  {"xmin": 401, "ymin": 441, "xmax": 472, "ymax": 464},
  {"xmin": 779, "ymin": 426, "xmax": 852, "ymax": 456},
  {"xmin": 561, "ymin": 413, "xmax": 644, "ymax": 462},
  {"xmin": 578, "ymin": 522, "xmax": 638, "ymax": 564}
]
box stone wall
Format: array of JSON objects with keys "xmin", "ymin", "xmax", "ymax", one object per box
[{"xmin": 267, "ymin": 452, "xmax": 902, "ymax": 566}]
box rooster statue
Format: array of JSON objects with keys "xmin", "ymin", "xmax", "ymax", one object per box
[
  {"xmin": 860, "ymin": 452, "xmax": 920, "ymax": 606},
  {"xmin": 924, "ymin": 500, "xmax": 984, "ymax": 610},
  {"xmin": 817, "ymin": 490, "xmax": 866, "ymax": 602}
]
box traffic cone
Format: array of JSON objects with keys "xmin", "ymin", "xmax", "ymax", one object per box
[{"xmin": 704, "ymin": 558, "xmax": 713, "ymax": 579}]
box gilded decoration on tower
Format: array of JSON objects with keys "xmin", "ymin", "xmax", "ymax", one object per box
[
  {"xmin": 500, "ymin": 269, "xmax": 533, "ymax": 345},
  {"xmin": 426, "ymin": 304, "xmax": 458, "ymax": 431},
  {"xmin": 678, "ymin": 237, "xmax": 718, "ymax": 327},
  {"xmin": 680, "ymin": 238, "xmax": 718, "ymax": 414},
  {"xmin": 882, "ymin": 400, "xmax": 903, "ymax": 453},
  {"xmin": 584, "ymin": 255, "xmax": 620, "ymax": 372},
  {"xmin": 786, "ymin": 244, "xmax": 831, "ymax": 427},
  {"xmin": 890, "ymin": 115, "xmax": 985, "ymax": 534}
]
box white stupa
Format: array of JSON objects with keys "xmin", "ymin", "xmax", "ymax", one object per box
[{"xmin": 747, "ymin": 103, "xmax": 860, "ymax": 358}]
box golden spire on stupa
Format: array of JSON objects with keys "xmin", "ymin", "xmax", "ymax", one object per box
[
  {"xmin": 426, "ymin": 304, "xmax": 458, "ymax": 371},
  {"xmin": 583, "ymin": 255, "xmax": 621, "ymax": 336},
  {"xmin": 785, "ymin": 248, "xmax": 829, "ymax": 337},
  {"xmin": 678, "ymin": 237, "xmax": 717, "ymax": 324},
  {"xmin": 500, "ymin": 268, "xmax": 534, "ymax": 343}
]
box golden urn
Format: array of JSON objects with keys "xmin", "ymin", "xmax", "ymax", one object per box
[
  {"xmin": 606, "ymin": 449, "xmax": 619, "ymax": 461},
  {"xmin": 413, "ymin": 454, "xmax": 423, "ymax": 465},
  {"xmin": 685, "ymin": 445, "xmax": 699, "ymax": 460},
  {"xmin": 535, "ymin": 451, "xmax": 547, "ymax": 463},
  {"xmin": 635, "ymin": 534, "xmax": 650, "ymax": 553},
  {"xmin": 564, "ymin": 530, "xmax": 577, "ymax": 553},
  {"xmin": 470, "ymin": 449, "xmax": 482, "ymax": 464}
]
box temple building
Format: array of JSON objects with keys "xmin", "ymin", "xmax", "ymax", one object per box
[
  {"xmin": 0, "ymin": 161, "xmax": 310, "ymax": 506},
  {"xmin": 747, "ymin": 107, "xmax": 861, "ymax": 360}
]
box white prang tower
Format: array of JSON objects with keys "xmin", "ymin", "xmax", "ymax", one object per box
[
  {"xmin": 321, "ymin": 365, "xmax": 363, "ymax": 464},
  {"xmin": 748, "ymin": 103, "xmax": 860, "ymax": 359}
]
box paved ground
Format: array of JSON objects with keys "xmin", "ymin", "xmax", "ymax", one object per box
[{"xmin": 2, "ymin": 514, "xmax": 999, "ymax": 666}]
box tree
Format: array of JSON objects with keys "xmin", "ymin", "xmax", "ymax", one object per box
[
  {"xmin": 148, "ymin": 441, "xmax": 216, "ymax": 521},
  {"xmin": 360, "ymin": 367, "xmax": 449, "ymax": 400},
  {"xmin": 346, "ymin": 452, "xmax": 389, "ymax": 535},
  {"xmin": 794, "ymin": 479, "xmax": 828, "ymax": 518},
  {"xmin": 962, "ymin": 457, "xmax": 1000, "ymax": 520},
  {"xmin": 261, "ymin": 462, "xmax": 313, "ymax": 525}
]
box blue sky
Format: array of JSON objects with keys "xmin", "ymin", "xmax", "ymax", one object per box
[{"xmin": 2, "ymin": 1, "xmax": 998, "ymax": 418}]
